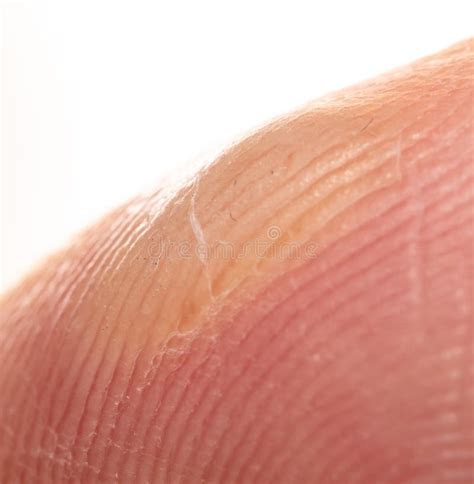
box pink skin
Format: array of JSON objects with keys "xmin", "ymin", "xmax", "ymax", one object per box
[{"xmin": 0, "ymin": 40, "xmax": 473, "ymax": 483}]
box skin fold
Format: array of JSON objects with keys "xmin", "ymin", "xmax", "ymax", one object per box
[{"xmin": 0, "ymin": 40, "xmax": 473, "ymax": 483}]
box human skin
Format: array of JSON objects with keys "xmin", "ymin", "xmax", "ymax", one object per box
[{"xmin": 0, "ymin": 40, "xmax": 473, "ymax": 483}]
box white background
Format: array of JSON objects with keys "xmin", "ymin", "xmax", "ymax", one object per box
[{"xmin": 1, "ymin": 0, "xmax": 473, "ymax": 290}]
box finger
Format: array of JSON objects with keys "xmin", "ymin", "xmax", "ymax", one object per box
[{"xmin": 0, "ymin": 39, "xmax": 473, "ymax": 483}]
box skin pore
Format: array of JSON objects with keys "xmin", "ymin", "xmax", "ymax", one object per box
[{"xmin": 0, "ymin": 40, "xmax": 473, "ymax": 483}]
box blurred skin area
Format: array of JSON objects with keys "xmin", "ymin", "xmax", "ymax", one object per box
[{"xmin": 0, "ymin": 40, "xmax": 473, "ymax": 483}]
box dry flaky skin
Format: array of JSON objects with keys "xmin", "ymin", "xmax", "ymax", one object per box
[{"xmin": 0, "ymin": 40, "xmax": 473, "ymax": 483}]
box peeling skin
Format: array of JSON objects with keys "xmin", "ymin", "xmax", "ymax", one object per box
[
  {"xmin": 0, "ymin": 40, "xmax": 473, "ymax": 483},
  {"xmin": 189, "ymin": 177, "xmax": 215, "ymax": 301}
]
